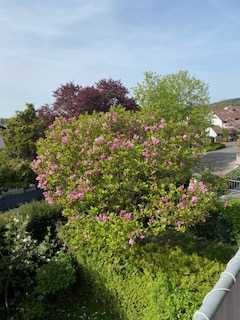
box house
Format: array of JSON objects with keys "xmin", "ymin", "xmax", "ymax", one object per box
[{"xmin": 208, "ymin": 106, "xmax": 240, "ymax": 142}]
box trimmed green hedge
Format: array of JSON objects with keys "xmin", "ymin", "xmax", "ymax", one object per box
[
  {"xmin": 205, "ymin": 143, "xmax": 225, "ymax": 152},
  {"xmin": 58, "ymin": 221, "xmax": 234, "ymax": 320}
]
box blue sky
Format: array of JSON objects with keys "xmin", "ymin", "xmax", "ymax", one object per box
[{"xmin": 1, "ymin": 0, "xmax": 240, "ymax": 117}]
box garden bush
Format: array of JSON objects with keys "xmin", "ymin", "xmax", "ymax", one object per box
[
  {"xmin": 35, "ymin": 252, "xmax": 76, "ymax": 296},
  {"xmin": 32, "ymin": 106, "xmax": 229, "ymax": 319},
  {"xmin": 222, "ymin": 199, "xmax": 240, "ymax": 245},
  {"xmin": 33, "ymin": 107, "xmax": 215, "ymax": 240},
  {"xmin": 0, "ymin": 215, "xmax": 61, "ymax": 318},
  {"xmin": 60, "ymin": 220, "xmax": 232, "ymax": 320}
]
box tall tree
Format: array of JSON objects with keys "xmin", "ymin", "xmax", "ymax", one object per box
[
  {"xmin": 38, "ymin": 79, "xmax": 137, "ymax": 123},
  {"xmin": 134, "ymin": 71, "xmax": 210, "ymax": 121},
  {"xmin": 2, "ymin": 104, "xmax": 45, "ymax": 161}
]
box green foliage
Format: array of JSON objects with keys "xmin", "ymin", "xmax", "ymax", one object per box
[
  {"xmin": 200, "ymin": 171, "xmax": 228, "ymax": 196},
  {"xmin": 0, "ymin": 150, "xmax": 36, "ymax": 190},
  {"xmin": 20, "ymin": 296, "xmax": 48, "ymax": 320},
  {"xmin": 134, "ymin": 71, "xmax": 210, "ymax": 121},
  {"xmin": 205, "ymin": 142, "xmax": 225, "ymax": 152},
  {"xmin": 190, "ymin": 201, "xmax": 234, "ymax": 244},
  {"xmin": 2, "ymin": 104, "xmax": 45, "ymax": 161},
  {"xmin": 227, "ymin": 166, "xmax": 240, "ymax": 180},
  {"xmin": 223, "ymin": 199, "xmax": 240, "ymax": 245},
  {"xmin": 60, "ymin": 221, "xmax": 229, "ymax": 320},
  {"xmin": 0, "ymin": 104, "xmax": 46, "ymax": 190},
  {"xmin": 35, "ymin": 252, "xmax": 76, "ymax": 296},
  {"xmin": 0, "ymin": 201, "xmax": 65, "ymax": 318},
  {"xmin": 0, "ymin": 216, "xmax": 57, "ymax": 316}
]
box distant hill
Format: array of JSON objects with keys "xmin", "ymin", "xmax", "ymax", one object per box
[{"xmin": 211, "ymin": 98, "xmax": 240, "ymax": 109}]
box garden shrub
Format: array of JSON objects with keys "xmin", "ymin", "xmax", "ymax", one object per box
[
  {"xmin": 35, "ymin": 252, "xmax": 76, "ymax": 296},
  {"xmin": 60, "ymin": 221, "xmax": 228, "ymax": 320},
  {"xmin": 20, "ymin": 296, "xmax": 48, "ymax": 320},
  {"xmin": 222, "ymin": 199, "xmax": 240, "ymax": 245},
  {"xmin": 33, "ymin": 107, "xmax": 215, "ymax": 241},
  {"xmin": 0, "ymin": 215, "xmax": 60, "ymax": 318},
  {"xmin": 190, "ymin": 201, "xmax": 234, "ymax": 244},
  {"xmin": 32, "ymin": 106, "xmax": 225, "ymax": 319},
  {"xmin": 200, "ymin": 171, "xmax": 228, "ymax": 196}
]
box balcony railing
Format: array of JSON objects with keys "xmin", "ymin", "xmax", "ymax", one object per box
[
  {"xmin": 228, "ymin": 180, "xmax": 240, "ymax": 191},
  {"xmin": 193, "ymin": 249, "xmax": 240, "ymax": 320}
]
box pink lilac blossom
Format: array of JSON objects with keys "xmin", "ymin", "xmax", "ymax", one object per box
[
  {"xmin": 61, "ymin": 135, "xmax": 68, "ymax": 144},
  {"xmin": 151, "ymin": 137, "xmax": 160, "ymax": 145},
  {"xmin": 161, "ymin": 196, "xmax": 169, "ymax": 204},
  {"xmin": 139, "ymin": 233, "xmax": 145, "ymax": 240},
  {"xmin": 191, "ymin": 196, "xmax": 198, "ymax": 204},
  {"xmin": 123, "ymin": 141, "xmax": 134, "ymax": 150},
  {"xmin": 36, "ymin": 174, "xmax": 48, "ymax": 190},
  {"xmin": 178, "ymin": 200, "xmax": 187, "ymax": 209},
  {"xmin": 175, "ymin": 220, "xmax": 184, "ymax": 228},
  {"xmin": 110, "ymin": 138, "xmax": 121, "ymax": 151},
  {"xmin": 95, "ymin": 136, "xmax": 105, "ymax": 145},
  {"xmin": 148, "ymin": 217, "xmax": 156, "ymax": 225},
  {"xmin": 31, "ymin": 156, "xmax": 44, "ymax": 171},
  {"xmin": 158, "ymin": 119, "xmax": 165, "ymax": 129},
  {"xmin": 142, "ymin": 150, "xmax": 151, "ymax": 158},
  {"xmin": 178, "ymin": 185, "xmax": 185, "ymax": 191},
  {"xmin": 188, "ymin": 179, "xmax": 197, "ymax": 192},
  {"xmin": 199, "ymin": 181, "xmax": 208, "ymax": 193},
  {"xmin": 55, "ymin": 187, "xmax": 63, "ymax": 197},
  {"xmin": 119, "ymin": 210, "xmax": 133, "ymax": 221},
  {"xmin": 85, "ymin": 170, "xmax": 94, "ymax": 177},
  {"xmin": 43, "ymin": 192, "xmax": 54, "ymax": 204},
  {"xmin": 68, "ymin": 191, "xmax": 85, "ymax": 201},
  {"xmin": 128, "ymin": 238, "xmax": 135, "ymax": 246},
  {"xmin": 96, "ymin": 214, "xmax": 109, "ymax": 222}
]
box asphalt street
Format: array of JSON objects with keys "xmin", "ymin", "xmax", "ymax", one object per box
[{"xmin": 201, "ymin": 142, "xmax": 238, "ymax": 175}]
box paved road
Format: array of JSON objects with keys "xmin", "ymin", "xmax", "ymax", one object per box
[{"xmin": 201, "ymin": 142, "xmax": 238, "ymax": 176}]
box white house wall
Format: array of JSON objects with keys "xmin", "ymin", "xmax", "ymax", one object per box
[
  {"xmin": 207, "ymin": 127, "xmax": 217, "ymax": 138},
  {"xmin": 211, "ymin": 114, "xmax": 223, "ymax": 127}
]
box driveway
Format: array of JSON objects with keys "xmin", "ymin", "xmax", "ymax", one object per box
[{"xmin": 201, "ymin": 142, "xmax": 238, "ymax": 176}]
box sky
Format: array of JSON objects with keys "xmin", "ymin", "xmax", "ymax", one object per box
[{"xmin": 1, "ymin": 0, "xmax": 240, "ymax": 117}]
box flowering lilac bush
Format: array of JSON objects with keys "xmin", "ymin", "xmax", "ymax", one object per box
[{"xmin": 33, "ymin": 107, "xmax": 215, "ymax": 247}]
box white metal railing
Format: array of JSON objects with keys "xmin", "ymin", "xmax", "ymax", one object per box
[{"xmin": 228, "ymin": 180, "xmax": 240, "ymax": 191}]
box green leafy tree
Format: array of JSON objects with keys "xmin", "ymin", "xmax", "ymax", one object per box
[
  {"xmin": 0, "ymin": 104, "xmax": 46, "ymax": 189},
  {"xmin": 134, "ymin": 70, "xmax": 210, "ymax": 123},
  {"xmin": 2, "ymin": 104, "xmax": 45, "ymax": 161}
]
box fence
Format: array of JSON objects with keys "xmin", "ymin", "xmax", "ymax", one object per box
[
  {"xmin": 193, "ymin": 249, "xmax": 240, "ymax": 320},
  {"xmin": 228, "ymin": 180, "xmax": 240, "ymax": 191}
]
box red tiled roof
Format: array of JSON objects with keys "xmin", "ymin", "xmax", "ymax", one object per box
[{"xmin": 214, "ymin": 106, "xmax": 240, "ymax": 130}]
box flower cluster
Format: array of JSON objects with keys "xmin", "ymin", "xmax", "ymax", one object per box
[
  {"xmin": 96, "ymin": 214, "xmax": 109, "ymax": 222},
  {"xmin": 128, "ymin": 229, "xmax": 146, "ymax": 246},
  {"xmin": 119, "ymin": 210, "xmax": 134, "ymax": 221}
]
